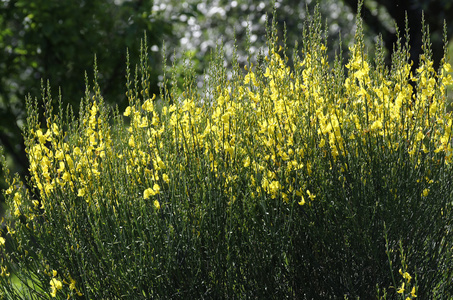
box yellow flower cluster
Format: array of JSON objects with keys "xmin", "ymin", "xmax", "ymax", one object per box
[
  {"xmin": 48, "ymin": 269, "xmax": 82, "ymax": 298},
  {"xmin": 123, "ymin": 92, "xmax": 169, "ymax": 203},
  {"xmin": 397, "ymin": 268, "xmax": 417, "ymax": 299},
  {"xmin": 27, "ymin": 98, "xmax": 112, "ymax": 212},
  {"xmin": 20, "ymin": 36, "xmax": 451, "ymax": 218}
]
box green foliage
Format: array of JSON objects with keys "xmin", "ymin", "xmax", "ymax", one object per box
[{"xmin": 1, "ymin": 5, "xmax": 453, "ymax": 299}]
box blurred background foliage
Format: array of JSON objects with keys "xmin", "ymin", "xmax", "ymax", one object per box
[
  {"xmin": 159, "ymin": 0, "xmax": 452, "ymax": 80},
  {"xmin": 0, "ymin": 0, "xmax": 172, "ymax": 201},
  {"xmin": 0, "ymin": 0, "xmax": 452, "ymax": 207},
  {"xmin": 0, "ymin": 0, "xmax": 171, "ymax": 158}
]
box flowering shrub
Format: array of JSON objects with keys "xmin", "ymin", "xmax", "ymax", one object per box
[{"xmin": 1, "ymin": 6, "xmax": 453, "ymax": 299}]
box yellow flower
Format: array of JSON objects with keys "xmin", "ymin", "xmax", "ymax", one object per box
[
  {"xmin": 55, "ymin": 150, "xmax": 64, "ymax": 160},
  {"xmin": 13, "ymin": 192, "xmax": 22, "ymax": 217},
  {"xmin": 57, "ymin": 161, "xmax": 65, "ymax": 174},
  {"xmin": 62, "ymin": 172, "xmax": 71, "ymax": 182},
  {"xmin": 139, "ymin": 116, "xmax": 149, "ymax": 128},
  {"xmin": 128, "ymin": 136, "xmax": 135, "ymax": 148},
  {"xmin": 306, "ymin": 190, "xmax": 316, "ymax": 201},
  {"xmin": 5, "ymin": 185, "xmax": 13, "ymax": 195},
  {"xmin": 411, "ymin": 286, "xmax": 417, "ymax": 297},
  {"xmin": 123, "ymin": 106, "xmax": 132, "ymax": 116},
  {"xmin": 370, "ymin": 120, "xmax": 383, "ymax": 131},
  {"xmin": 144, "ymin": 188, "xmax": 152, "ymax": 199},
  {"xmin": 416, "ymin": 131, "xmax": 424, "ymax": 142},
  {"xmin": 36, "ymin": 129, "xmax": 50, "ymax": 144},
  {"xmin": 77, "ymin": 188, "xmax": 85, "ymax": 197},
  {"xmin": 68, "ymin": 276, "xmax": 76, "ymax": 290},
  {"xmin": 52, "ymin": 123, "xmax": 59, "ymax": 135},
  {"xmin": 144, "ymin": 184, "xmax": 160, "ymax": 199},
  {"xmin": 155, "ymin": 156, "xmax": 166, "ymax": 169},
  {"xmin": 422, "ymin": 188, "xmax": 429, "ymax": 197},
  {"xmin": 397, "ymin": 282, "xmax": 405, "ymax": 294},
  {"xmin": 73, "ymin": 147, "xmax": 82, "ymax": 156},
  {"xmin": 298, "ymin": 195, "xmax": 306, "ymax": 206},
  {"xmin": 1, "ymin": 266, "xmax": 10, "ymax": 277},
  {"xmin": 0, "ymin": 237, "xmax": 5, "ymax": 246},
  {"xmin": 269, "ymin": 180, "xmax": 280, "ymax": 195},
  {"xmin": 243, "ymin": 156, "xmax": 250, "ymax": 167},
  {"xmin": 154, "ymin": 200, "xmax": 160, "ymax": 210},
  {"xmin": 50, "ymin": 278, "xmax": 63, "ymax": 297},
  {"xmin": 402, "ymin": 271, "xmax": 412, "ymax": 283},
  {"xmin": 142, "ymin": 96, "xmax": 156, "ymax": 112},
  {"xmin": 162, "ymin": 173, "xmax": 170, "ymax": 183}
]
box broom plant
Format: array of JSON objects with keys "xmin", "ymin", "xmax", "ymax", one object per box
[{"xmin": 1, "ymin": 3, "xmax": 453, "ymax": 299}]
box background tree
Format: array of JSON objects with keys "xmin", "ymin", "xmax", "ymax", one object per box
[
  {"xmin": 158, "ymin": 0, "xmax": 452, "ymax": 79},
  {"xmin": 156, "ymin": 0, "xmax": 358, "ymax": 73},
  {"xmin": 342, "ymin": 0, "xmax": 453, "ymax": 72},
  {"xmin": 0, "ymin": 0, "xmax": 172, "ymax": 200}
]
